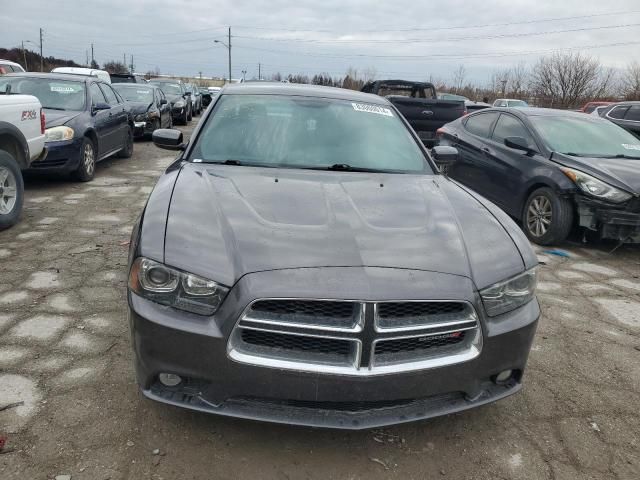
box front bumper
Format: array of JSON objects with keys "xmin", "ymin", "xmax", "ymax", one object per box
[
  {"xmin": 171, "ymin": 106, "xmax": 185, "ymax": 119},
  {"xmin": 128, "ymin": 267, "xmax": 539, "ymax": 429},
  {"xmin": 577, "ymin": 196, "xmax": 640, "ymax": 242},
  {"xmin": 27, "ymin": 138, "xmax": 82, "ymax": 173}
]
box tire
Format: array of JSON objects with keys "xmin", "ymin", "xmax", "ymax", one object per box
[
  {"xmin": 0, "ymin": 150, "xmax": 24, "ymax": 231},
  {"xmin": 522, "ymin": 187, "xmax": 573, "ymax": 245},
  {"xmin": 187, "ymin": 105, "xmax": 192, "ymax": 122},
  {"xmin": 74, "ymin": 137, "xmax": 97, "ymax": 182},
  {"xmin": 116, "ymin": 127, "xmax": 134, "ymax": 158},
  {"xmin": 180, "ymin": 111, "xmax": 188, "ymax": 125}
]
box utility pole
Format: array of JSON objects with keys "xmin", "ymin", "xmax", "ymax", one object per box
[
  {"xmin": 85, "ymin": 49, "xmax": 89, "ymax": 67},
  {"xmin": 91, "ymin": 43, "xmax": 94, "ymax": 67},
  {"xmin": 501, "ymin": 79, "xmax": 507, "ymax": 95},
  {"xmin": 39, "ymin": 28, "xmax": 43, "ymax": 72},
  {"xmin": 130, "ymin": 55, "xmax": 134, "ymax": 74},
  {"xmin": 123, "ymin": 53, "xmax": 126, "ymax": 69},
  {"xmin": 242, "ymin": 70, "xmax": 247, "ymax": 82},
  {"xmin": 258, "ymin": 63, "xmax": 261, "ymax": 80},
  {"xmin": 22, "ymin": 41, "xmax": 28, "ymax": 71},
  {"xmin": 228, "ymin": 27, "xmax": 232, "ymax": 84}
]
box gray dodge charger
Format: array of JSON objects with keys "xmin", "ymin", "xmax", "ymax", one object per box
[{"xmin": 127, "ymin": 83, "xmax": 539, "ymax": 429}]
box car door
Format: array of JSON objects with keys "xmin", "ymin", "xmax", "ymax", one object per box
[
  {"xmin": 89, "ymin": 82, "xmax": 111, "ymax": 157},
  {"xmin": 448, "ymin": 111, "xmax": 500, "ymax": 200},
  {"xmin": 99, "ymin": 83, "xmax": 127, "ymax": 154},
  {"xmin": 482, "ymin": 113, "xmax": 544, "ymax": 217},
  {"xmin": 620, "ymin": 105, "xmax": 640, "ymax": 138}
]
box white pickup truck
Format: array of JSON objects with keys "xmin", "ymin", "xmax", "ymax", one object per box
[{"xmin": 0, "ymin": 94, "xmax": 47, "ymax": 229}]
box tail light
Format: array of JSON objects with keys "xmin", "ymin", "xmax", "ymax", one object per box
[
  {"xmin": 436, "ymin": 128, "xmax": 446, "ymax": 136},
  {"xmin": 40, "ymin": 108, "xmax": 45, "ymax": 134},
  {"xmin": 462, "ymin": 109, "xmax": 469, "ymax": 116}
]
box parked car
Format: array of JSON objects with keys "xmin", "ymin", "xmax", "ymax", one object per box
[
  {"xmin": 185, "ymin": 83, "xmax": 201, "ymax": 115},
  {"xmin": 0, "ymin": 59, "xmax": 26, "ymax": 74},
  {"xmin": 199, "ymin": 87, "xmax": 213, "ymax": 108},
  {"xmin": 599, "ymin": 101, "xmax": 640, "ymax": 139},
  {"xmin": 51, "ymin": 67, "xmax": 111, "ymax": 84},
  {"xmin": 438, "ymin": 92, "xmax": 469, "ymax": 101},
  {"xmin": 362, "ymin": 80, "xmax": 466, "ymax": 146},
  {"xmin": 148, "ymin": 80, "xmax": 192, "ymax": 124},
  {"xmin": 591, "ymin": 105, "xmax": 610, "ymax": 117},
  {"xmin": 0, "ymin": 94, "xmax": 46, "ymax": 229},
  {"xmin": 207, "ymin": 86, "xmax": 221, "ymax": 95},
  {"xmin": 465, "ymin": 100, "xmax": 492, "ymax": 113},
  {"xmin": 111, "ymin": 73, "xmax": 147, "ymax": 84},
  {"xmin": 0, "ymin": 73, "xmax": 134, "ymax": 181},
  {"xmin": 579, "ymin": 101, "xmax": 613, "ymax": 114},
  {"xmin": 437, "ymin": 108, "xmax": 640, "ymax": 245},
  {"xmin": 128, "ymin": 83, "xmax": 539, "ymax": 429},
  {"xmin": 492, "ymin": 99, "xmax": 529, "ymax": 108},
  {"xmin": 113, "ymin": 84, "xmax": 172, "ymax": 138}
]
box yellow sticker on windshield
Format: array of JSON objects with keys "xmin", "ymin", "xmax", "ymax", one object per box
[{"xmin": 352, "ymin": 103, "xmax": 394, "ymax": 117}]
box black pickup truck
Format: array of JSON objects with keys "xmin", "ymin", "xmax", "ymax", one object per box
[{"xmin": 362, "ymin": 80, "xmax": 466, "ymax": 146}]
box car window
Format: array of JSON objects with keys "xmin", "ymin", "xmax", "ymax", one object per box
[
  {"xmin": 608, "ymin": 106, "xmax": 630, "ymax": 120},
  {"xmin": 100, "ymin": 84, "xmax": 120, "ymax": 106},
  {"xmin": 89, "ymin": 83, "xmax": 106, "ymax": 105},
  {"xmin": 191, "ymin": 94, "xmax": 431, "ymax": 173},
  {"xmin": 464, "ymin": 112, "xmax": 499, "ymax": 138},
  {"xmin": 492, "ymin": 114, "xmax": 535, "ymax": 148},
  {"xmin": 507, "ymin": 100, "xmax": 528, "ymax": 107},
  {"xmin": 0, "ymin": 64, "xmax": 14, "ymax": 73},
  {"xmin": 584, "ymin": 104, "xmax": 597, "ymax": 114},
  {"xmin": 0, "ymin": 77, "xmax": 86, "ymax": 110},
  {"xmin": 624, "ymin": 106, "xmax": 640, "ymax": 122}
]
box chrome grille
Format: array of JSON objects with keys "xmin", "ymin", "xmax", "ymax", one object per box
[{"xmin": 228, "ymin": 299, "xmax": 481, "ymax": 375}]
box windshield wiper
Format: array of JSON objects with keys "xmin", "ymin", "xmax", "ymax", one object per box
[
  {"xmin": 198, "ymin": 159, "xmax": 277, "ymax": 168},
  {"xmin": 319, "ymin": 163, "xmax": 396, "ymax": 173}
]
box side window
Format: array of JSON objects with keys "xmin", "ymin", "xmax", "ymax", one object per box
[
  {"xmin": 464, "ymin": 112, "xmax": 499, "ymax": 138},
  {"xmin": 100, "ymin": 84, "xmax": 119, "ymax": 106},
  {"xmin": 624, "ymin": 106, "xmax": 640, "ymax": 122},
  {"xmin": 492, "ymin": 114, "xmax": 536, "ymax": 147},
  {"xmin": 608, "ymin": 106, "xmax": 630, "ymax": 120},
  {"xmin": 89, "ymin": 83, "xmax": 106, "ymax": 105}
]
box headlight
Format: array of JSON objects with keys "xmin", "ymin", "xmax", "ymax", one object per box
[
  {"xmin": 134, "ymin": 114, "xmax": 148, "ymax": 122},
  {"xmin": 561, "ymin": 167, "xmax": 632, "ymax": 203},
  {"xmin": 480, "ymin": 268, "xmax": 537, "ymax": 317},
  {"xmin": 174, "ymin": 100, "xmax": 185, "ymax": 108},
  {"xmin": 128, "ymin": 257, "xmax": 229, "ymax": 315},
  {"xmin": 45, "ymin": 126, "xmax": 74, "ymax": 142}
]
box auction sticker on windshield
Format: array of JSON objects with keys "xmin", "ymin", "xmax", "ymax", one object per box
[
  {"xmin": 622, "ymin": 144, "xmax": 640, "ymax": 151},
  {"xmin": 352, "ymin": 103, "xmax": 394, "ymax": 117}
]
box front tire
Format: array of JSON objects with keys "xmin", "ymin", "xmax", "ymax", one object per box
[
  {"xmin": 187, "ymin": 105, "xmax": 192, "ymax": 122},
  {"xmin": 0, "ymin": 150, "xmax": 24, "ymax": 231},
  {"xmin": 116, "ymin": 127, "xmax": 134, "ymax": 158},
  {"xmin": 74, "ymin": 137, "xmax": 96, "ymax": 182},
  {"xmin": 523, "ymin": 187, "xmax": 573, "ymax": 245}
]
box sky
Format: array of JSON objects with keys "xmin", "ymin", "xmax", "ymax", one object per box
[{"xmin": 1, "ymin": 0, "xmax": 640, "ymax": 84}]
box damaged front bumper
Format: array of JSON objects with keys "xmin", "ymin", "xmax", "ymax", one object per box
[{"xmin": 576, "ymin": 195, "xmax": 640, "ymax": 242}]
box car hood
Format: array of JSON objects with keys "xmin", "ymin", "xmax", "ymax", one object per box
[
  {"xmin": 126, "ymin": 101, "xmax": 152, "ymax": 115},
  {"xmin": 44, "ymin": 109, "xmax": 82, "ymax": 128},
  {"xmin": 161, "ymin": 164, "xmax": 529, "ymax": 289},
  {"xmin": 552, "ymin": 153, "xmax": 640, "ymax": 195}
]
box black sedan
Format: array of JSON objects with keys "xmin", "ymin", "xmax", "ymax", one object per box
[
  {"xmin": 0, "ymin": 72, "xmax": 134, "ymax": 181},
  {"xmin": 148, "ymin": 80, "xmax": 192, "ymax": 125},
  {"xmin": 113, "ymin": 84, "xmax": 172, "ymax": 138},
  {"xmin": 599, "ymin": 101, "xmax": 640, "ymax": 139},
  {"xmin": 127, "ymin": 83, "xmax": 539, "ymax": 429},
  {"xmin": 437, "ymin": 108, "xmax": 640, "ymax": 245}
]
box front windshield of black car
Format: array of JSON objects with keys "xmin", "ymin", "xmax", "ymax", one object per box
[
  {"xmin": 153, "ymin": 83, "xmax": 181, "ymax": 95},
  {"xmin": 113, "ymin": 86, "xmax": 154, "ymax": 103},
  {"xmin": 0, "ymin": 77, "xmax": 85, "ymax": 110},
  {"xmin": 190, "ymin": 94, "xmax": 431, "ymax": 173},
  {"xmin": 531, "ymin": 115, "xmax": 640, "ymax": 158}
]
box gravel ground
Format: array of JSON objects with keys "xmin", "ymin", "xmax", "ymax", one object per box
[{"xmin": 1, "ymin": 119, "xmax": 639, "ymax": 480}]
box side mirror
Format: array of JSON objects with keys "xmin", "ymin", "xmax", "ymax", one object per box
[
  {"xmin": 431, "ymin": 145, "xmax": 459, "ymax": 168},
  {"xmin": 92, "ymin": 102, "xmax": 110, "ymax": 114},
  {"xmin": 504, "ymin": 136, "xmax": 530, "ymax": 152},
  {"xmin": 184, "ymin": 91, "xmax": 192, "ymax": 96},
  {"xmin": 160, "ymin": 98, "xmax": 168, "ymax": 105},
  {"xmin": 152, "ymin": 129, "xmax": 185, "ymax": 151}
]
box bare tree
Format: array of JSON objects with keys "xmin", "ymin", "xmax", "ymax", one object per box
[
  {"xmin": 103, "ymin": 60, "xmax": 128, "ymax": 74},
  {"xmin": 509, "ymin": 62, "xmax": 528, "ymax": 97},
  {"xmin": 361, "ymin": 66, "xmax": 377, "ymax": 83},
  {"xmin": 452, "ymin": 64, "xmax": 467, "ymax": 92},
  {"xmin": 530, "ymin": 52, "xmax": 611, "ymax": 108},
  {"xmin": 620, "ymin": 61, "xmax": 640, "ymax": 100}
]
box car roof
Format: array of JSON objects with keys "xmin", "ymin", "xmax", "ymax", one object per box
[
  {"xmin": 0, "ymin": 59, "xmax": 23, "ymax": 66},
  {"xmin": 608, "ymin": 101, "xmax": 640, "ymax": 106},
  {"xmin": 221, "ymin": 82, "xmax": 389, "ymax": 105},
  {"xmin": 3, "ymin": 72, "xmax": 102, "ymax": 83},
  {"xmin": 484, "ymin": 107, "xmax": 606, "ymax": 119}
]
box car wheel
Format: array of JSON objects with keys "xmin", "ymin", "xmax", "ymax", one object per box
[
  {"xmin": 116, "ymin": 127, "xmax": 134, "ymax": 158},
  {"xmin": 74, "ymin": 137, "xmax": 97, "ymax": 182},
  {"xmin": 0, "ymin": 150, "xmax": 24, "ymax": 231},
  {"xmin": 187, "ymin": 106, "xmax": 192, "ymax": 122},
  {"xmin": 523, "ymin": 187, "xmax": 573, "ymax": 245}
]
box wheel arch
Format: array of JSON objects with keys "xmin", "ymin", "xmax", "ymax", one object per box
[{"xmin": 0, "ymin": 122, "xmax": 29, "ymax": 169}]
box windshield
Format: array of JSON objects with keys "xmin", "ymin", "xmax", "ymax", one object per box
[
  {"xmin": 152, "ymin": 83, "xmax": 181, "ymax": 95},
  {"xmin": 0, "ymin": 77, "xmax": 85, "ymax": 110},
  {"xmin": 190, "ymin": 94, "xmax": 431, "ymax": 173},
  {"xmin": 113, "ymin": 86, "xmax": 154, "ymax": 103},
  {"xmin": 531, "ymin": 115, "xmax": 640, "ymax": 158},
  {"xmin": 507, "ymin": 100, "xmax": 528, "ymax": 107}
]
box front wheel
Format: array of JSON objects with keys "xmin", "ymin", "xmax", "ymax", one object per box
[
  {"xmin": 187, "ymin": 106, "xmax": 192, "ymax": 122},
  {"xmin": 74, "ymin": 137, "xmax": 96, "ymax": 182},
  {"xmin": 116, "ymin": 127, "xmax": 134, "ymax": 158},
  {"xmin": 522, "ymin": 187, "xmax": 573, "ymax": 245},
  {"xmin": 0, "ymin": 150, "xmax": 24, "ymax": 231}
]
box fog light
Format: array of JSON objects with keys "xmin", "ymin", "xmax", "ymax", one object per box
[
  {"xmin": 159, "ymin": 373, "xmax": 182, "ymax": 387},
  {"xmin": 495, "ymin": 369, "xmax": 513, "ymax": 383}
]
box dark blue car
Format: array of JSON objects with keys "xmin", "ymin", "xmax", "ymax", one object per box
[{"xmin": 0, "ymin": 73, "xmax": 134, "ymax": 181}]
